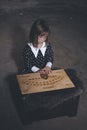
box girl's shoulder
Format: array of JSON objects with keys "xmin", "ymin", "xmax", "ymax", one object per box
[
  {"xmin": 47, "ymin": 42, "xmax": 53, "ymax": 48},
  {"xmin": 22, "ymin": 43, "xmax": 32, "ymax": 55},
  {"xmin": 23, "ymin": 43, "xmax": 31, "ymax": 51}
]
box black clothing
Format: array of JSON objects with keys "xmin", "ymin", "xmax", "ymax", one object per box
[{"xmin": 22, "ymin": 43, "xmax": 54, "ymax": 73}]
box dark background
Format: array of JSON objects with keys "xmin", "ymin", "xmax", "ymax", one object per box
[{"xmin": 0, "ymin": 0, "xmax": 87, "ymax": 130}]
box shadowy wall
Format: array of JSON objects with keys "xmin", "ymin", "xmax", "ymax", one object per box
[{"xmin": 0, "ymin": 0, "xmax": 87, "ymax": 14}]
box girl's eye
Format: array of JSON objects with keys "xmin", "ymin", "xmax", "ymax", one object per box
[
  {"xmin": 39, "ymin": 32, "xmax": 48, "ymax": 37},
  {"xmin": 40, "ymin": 34, "xmax": 44, "ymax": 37},
  {"xmin": 41, "ymin": 34, "xmax": 45, "ymax": 36}
]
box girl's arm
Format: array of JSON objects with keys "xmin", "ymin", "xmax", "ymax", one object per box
[
  {"xmin": 22, "ymin": 45, "xmax": 40, "ymax": 73},
  {"xmin": 40, "ymin": 44, "xmax": 54, "ymax": 74},
  {"xmin": 22, "ymin": 48, "xmax": 32, "ymax": 73},
  {"xmin": 46, "ymin": 43, "xmax": 54, "ymax": 67}
]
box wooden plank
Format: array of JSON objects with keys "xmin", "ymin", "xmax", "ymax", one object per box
[{"xmin": 16, "ymin": 69, "xmax": 75, "ymax": 94}]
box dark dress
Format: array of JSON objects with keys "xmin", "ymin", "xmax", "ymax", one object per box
[{"xmin": 22, "ymin": 43, "xmax": 54, "ymax": 73}]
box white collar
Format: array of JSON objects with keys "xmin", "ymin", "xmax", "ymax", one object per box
[{"xmin": 28, "ymin": 42, "xmax": 47, "ymax": 58}]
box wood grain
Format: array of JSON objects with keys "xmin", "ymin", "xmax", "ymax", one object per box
[{"xmin": 16, "ymin": 69, "xmax": 75, "ymax": 94}]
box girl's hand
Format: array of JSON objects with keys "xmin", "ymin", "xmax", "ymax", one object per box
[
  {"xmin": 41, "ymin": 66, "xmax": 52, "ymax": 75},
  {"xmin": 38, "ymin": 67, "xmax": 52, "ymax": 79}
]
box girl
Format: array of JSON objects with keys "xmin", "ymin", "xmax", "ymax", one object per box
[{"xmin": 22, "ymin": 19, "xmax": 54, "ymax": 75}]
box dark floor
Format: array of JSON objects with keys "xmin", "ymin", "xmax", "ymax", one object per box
[{"xmin": 0, "ymin": 0, "xmax": 87, "ymax": 130}]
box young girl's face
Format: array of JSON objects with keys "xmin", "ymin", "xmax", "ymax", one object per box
[{"xmin": 38, "ymin": 32, "xmax": 48, "ymax": 44}]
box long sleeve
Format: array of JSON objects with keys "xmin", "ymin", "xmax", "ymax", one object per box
[
  {"xmin": 22, "ymin": 45, "xmax": 40, "ymax": 73},
  {"xmin": 45, "ymin": 43, "xmax": 54, "ymax": 67},
  {"xmin": 22, "ymin": 46, "xmax": 32, "ymax": 73}
]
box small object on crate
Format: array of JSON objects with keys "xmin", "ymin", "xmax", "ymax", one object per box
[{"xmin": 40, "ymin": 73, "xmax": 48, "ymax": 79}]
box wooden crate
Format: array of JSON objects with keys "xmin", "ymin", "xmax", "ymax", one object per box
[{"xmin": 16, "ymin": 69, "xmax": 75, "ymax": 94}]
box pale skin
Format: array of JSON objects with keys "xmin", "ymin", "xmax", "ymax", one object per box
[
  {"xmin": 37, "ymin": 32, "xmax": 52, "ymax": 75},
  {"xmin": 39, "ymin": 66, "xmax": 52, "ymax": 75}
]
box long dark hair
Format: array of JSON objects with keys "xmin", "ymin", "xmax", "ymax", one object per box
[{"xmin": 29, "ymin": 19, "xmax": 51, "ymax": 47}]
